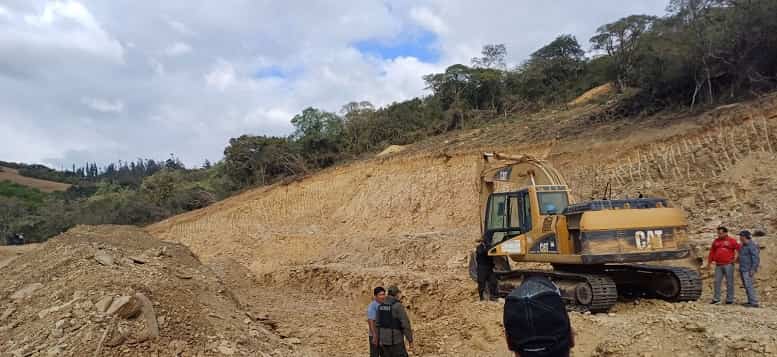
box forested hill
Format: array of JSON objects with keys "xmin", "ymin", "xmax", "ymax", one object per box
[{"xmin": 2, "ymin": 0, "xmax": 776, "ymax": 243}]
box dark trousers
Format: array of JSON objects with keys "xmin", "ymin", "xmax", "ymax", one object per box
[
  {"xmin": 380, "ymin": 343, "xmax": 408, "ymax": 357},
  {"xmin": 478, "ymin": 272, "xmax": 497, "ymax": 300},
  {"xmin": 369, "ymin": 336, "xmax": 382, "ymax": 357}
]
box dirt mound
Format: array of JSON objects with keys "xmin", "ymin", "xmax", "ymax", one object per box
[
  {"xmin": 376, "ymin": 144, "xmax": 407, "ymax": 157},
  {"xmin": 568, "ymin": 83, "xmax": 614, "ymax": 106},
  {"xmin": 0, "ymin": 225, "xmax": 300, "ymax": 356}
]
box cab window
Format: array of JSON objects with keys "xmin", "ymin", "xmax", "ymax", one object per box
[
  {"xmin": 520, "ymin": 191, "xmax": 532, "ymax": 232},
  {"xmin": 488, "ymin": 195, "xmax": 507, "ymax": 230},
  {"xmin": 538, "ymin": 191, "xmax": 569, "ymax": 215},
  {"xmin": 509, "ymin": 196, "xmax": 521, "ymax": 228}
]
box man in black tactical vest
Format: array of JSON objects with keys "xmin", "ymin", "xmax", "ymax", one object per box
[{"xmin": 377, "ymin": 285, "xmax": 414, "ymax": 357}]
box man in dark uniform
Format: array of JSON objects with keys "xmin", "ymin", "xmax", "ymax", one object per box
[
  {"xmin": 476, "ymin": 239, "xmax": 497, "ymax": 301},
  {"xmin": 377, "ymin": 286, "xmax": 413, "ymax": 357}
]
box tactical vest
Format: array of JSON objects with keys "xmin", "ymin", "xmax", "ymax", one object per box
[{"xmin": 376, "ymin": 301, "xmax": 402, "ymax": 330}]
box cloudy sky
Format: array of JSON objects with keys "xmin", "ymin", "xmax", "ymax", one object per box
[{"xmin": 0, "ymin": 0, "xmax": 669, "ymax": 168}]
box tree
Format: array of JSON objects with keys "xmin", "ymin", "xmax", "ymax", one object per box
[
  {"xmin": 290, "ymin": 107, "xmax": 343, "ymax": 141},
  {"xmin": 223, "ymin": 135, "xmax": 305, "ymax": 187},
  {"xmin": 0, "ymin": 197, "xmax": 25, "ymax": 240},
  {"xmin": 140, "ymin": 169, "xmax": 179, "ymax": 206},
  {"xmin": 290, "ymin": 107, "xmax": 345, "ymax": 168},
  {"xmin": 340, "ymin": 101, "xmax": 375, "ymax": 116},
  {"xmin": 340, "ymin": 101, "xmax": 377, "ymax": 154},
  {"xmin": 507, "ymin": 35, "xmax": 587, "ymax": 104},
  {"xmin": 532, "ymin": 35, "xmax": 585, "ymax": 62},
  {"xmin": 424, "ymin": 64, "xmax": 475, "ymax": 128},
  {"xmin": 165, "ymin": 154, "xmax": 185, "ymax": 170},
  {"xmin": 591, "ymin": 15, "xmax": 658, "ymax": 90},
  {"xmin": 471, "ymin": 44, "xmax": 507, "ymax": 70},
  {"xmin": 424, "ymin": 64, "xmax": 472, "ymax": 107}
]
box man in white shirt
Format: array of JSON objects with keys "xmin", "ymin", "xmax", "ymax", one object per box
[{"xmin": 368, "ymin": 286, "xmax": 386, "ymax": 356}]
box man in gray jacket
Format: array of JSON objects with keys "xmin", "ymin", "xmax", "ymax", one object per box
[
  {"xmin": 738, "ymin": 230, "xmax": 760, "ymax": 308},
  {"xmin": 377, "ymin": 286, "xmax": 414, "ymax": 357}
]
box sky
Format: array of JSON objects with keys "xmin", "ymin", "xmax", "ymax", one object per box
[{"xmin": 0, "ymin": 0, "xmax": 669, "ymax": 168}]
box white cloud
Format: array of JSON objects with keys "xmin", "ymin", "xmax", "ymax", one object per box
[
  {"xmin": 378, "ymin": 56, "xmax": 441, "ymax": 100},
  {"xmin": 164, "ymin": 42, "xmax": 192, "ymax": 56},
  {"xmin": 166, "ymin": 19, "xmax": 193, "ymax": 35},
  {"xmin": 81, "ymin": 97, "xmax": 125, "ymax": 113},
  {"xmin": 204, "ymin": 60, "xmax": 236, "ymax": 91},
  {"xmin": 409, "ymin": 6, "xmax": 448, "ymax": 35},
  {"xmin": 0, "ymin": 117, "xmax": 59, "ymax": 164},
  {"xmin": 18, "ymin": 0, "xmax": 124, "ymax": 62},
  {"xmin": 148, "ymin": 58, "xmax": 165, "ymax": 76},
  {"xmin": 0, "ymin": 5, "xmax": 10, "ymax": 18}
]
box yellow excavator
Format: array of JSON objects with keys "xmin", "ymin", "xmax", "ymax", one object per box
[{"xmin": 475, "ymin": 153, "xmax": 701, "ymax": 312}]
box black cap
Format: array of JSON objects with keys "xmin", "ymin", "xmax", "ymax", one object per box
[
  {"xmin": 504, "ymin": 276, "xmax": 571, "ymax": 356},
  {"xmin": 738, "ymin": 230, "xmax": 752, "ymax": 239}
]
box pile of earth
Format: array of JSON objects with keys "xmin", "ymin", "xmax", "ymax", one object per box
[{"xmin": 0, "ymin": 225, "xmax": 302, "ymax": 357}]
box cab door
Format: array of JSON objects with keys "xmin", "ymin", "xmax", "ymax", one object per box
[{"xmin": 483, "ymin": 191, "xmax": 531, "ymax": 245}]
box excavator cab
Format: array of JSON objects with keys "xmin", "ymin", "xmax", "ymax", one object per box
[
  {"xmin": 483, "ymin": 187, "xmax": 571, "ymax": 253},
  {"xmin": 483, "ymin": 190, "xmax": 532, "ymax": 246}
]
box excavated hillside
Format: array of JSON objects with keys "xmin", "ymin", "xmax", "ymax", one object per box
[{"xmin": 147, "ymin": 94, "xmax": 777, "ymax": 356}]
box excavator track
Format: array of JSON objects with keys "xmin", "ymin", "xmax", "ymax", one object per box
[
  {"xmin": 496, "ymin": 270, "xmax": 618, "ymax": 313},
  {"xmin": 495, "ymin": 265, "xmax": 701, "ymax": 313},
  {"xmin": 603, "ymin": 265, "xmax": 703, "ymax": 302}
]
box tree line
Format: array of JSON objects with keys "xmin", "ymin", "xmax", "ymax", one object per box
[
  {"xmin": 1, "ymin": 158, "xmax": 229, "ymax": 243},
  {"xmin": 4, "ymin": 157, "xmax": 184, "ymax": 186}
]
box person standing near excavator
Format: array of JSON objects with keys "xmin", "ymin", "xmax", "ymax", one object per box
[
  {"xmin": 476, "ymin": 239, "xmax": 498, "ymax": 301},
  {"xmin": 368, "ymin": 287, "xmax": 386, "ymax": 356},
  {"xmin": 737, "ymin": 230, "xmax": 760, "ymax": 308},
  {"xmin": 708, "ymin": 226, "xmax": 740, "ymax": 304}
]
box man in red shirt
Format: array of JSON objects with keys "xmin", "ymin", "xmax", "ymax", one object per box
[{"xmin": 708, "ymin": 226, "xmax": 740, "ymax": 304}]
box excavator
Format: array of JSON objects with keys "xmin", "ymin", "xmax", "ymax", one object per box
[{"xmin": 474, "ymin": 153, "xmax": 702, "ymax": 312}]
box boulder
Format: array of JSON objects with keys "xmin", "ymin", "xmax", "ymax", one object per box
[
  {"xmin": 95, "ymin": 296, "xmax": 114, "ymax": 313},
  {"xmin": 10, "ymin": 283, "xmax": 43, "ymax": 300},
  {"xmin": 106, "ymin": 296, "xmax": 133, "ymax": 316},
  {"xmin": 94, "ymin": 250, "xmax": 115, "ymax": 266},
  {"xmin": 115, "ymin": 296, "xmax": 143, "ymax": 319}
]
